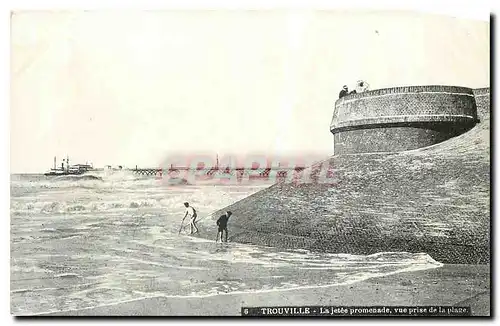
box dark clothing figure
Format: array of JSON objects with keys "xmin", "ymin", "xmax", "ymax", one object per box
[
  {"xmin": 339, "ymin": 85, "xmax": 350, "ymax": 99},
  {"xmin": 349, "ymin": 90, "xmax": 357, "ymax": 95},
  {"xmin": 216, "ymin": 211, "xmax": 232, "ymax": 242}
]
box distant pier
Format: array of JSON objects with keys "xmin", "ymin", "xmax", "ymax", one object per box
[
  {"xmin": 132, "ymin": 167, "xmax": 165, "ymax": 176},
  {"xmin": 130, "ymin": 166, "xmax": 306, "ymax": 178}
]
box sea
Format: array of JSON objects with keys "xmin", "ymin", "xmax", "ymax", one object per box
[{"xmin": 10, "ymin": 170, "xmax": 443, "ymax": 316}]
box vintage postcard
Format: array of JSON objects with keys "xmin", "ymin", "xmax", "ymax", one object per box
[{"xmin": 10, "ymin": 8, "xmax": 490, "ymax": 317}]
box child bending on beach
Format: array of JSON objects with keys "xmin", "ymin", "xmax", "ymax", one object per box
[
  {"xmin": 181, "ymin": 202, "xmax": 199, "ymax": 234},
  {"xmin": 216, "ymin": 211, "xmax": 232, "ymax": 242}
]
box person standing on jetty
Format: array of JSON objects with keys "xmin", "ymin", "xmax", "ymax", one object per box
[
  {"xmin": 181, "ymin": 202, "xmax": 199, "ymax": 234},
  {"xmin": 339, "ymin": 85, "xmax": 357, "ymax": 99},
  {"xmin": 339, "ymin": 85, "xmax": 349, "ymax": 98},
  {"xmin": 216, "ymin": 211, "xmax": 232, "ymax": 242}
]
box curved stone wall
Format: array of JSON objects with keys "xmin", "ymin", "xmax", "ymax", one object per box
[
  {"xmin": 331, "ymin": 85, "xmax": 478, "ymax": 155},
  {"xmin": 195, "ymin": 86, "xmax": 490, "ymax": 265},
  {"xmin": 196, "ymin": 124, "xmax": 491, "ymax": 264}
]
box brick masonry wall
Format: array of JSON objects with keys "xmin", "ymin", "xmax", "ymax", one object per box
[
  {"xmin": 473, "ymin": 88, "xmax": 490, "ymax": 121},
  {"xmin": 331, "ymin": 86, "xmax": 478, "ymax": 154},
  {"xmin": 334, "ymin": 85, "xmax": 475, "ymax": 106},
  {"xmin": 194, "ymin": 87, "xmax": 490, "ymax": 265},
  {"xmin": 333, "ymin": 123, "xmax": 471, "ymax": 154}
]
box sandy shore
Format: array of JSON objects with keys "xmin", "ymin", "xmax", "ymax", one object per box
[{"xmin": 39, "ymin": 264, "xmax": 489, "ymax": 317}]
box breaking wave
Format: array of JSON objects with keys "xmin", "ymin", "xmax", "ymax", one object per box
[{"xmin": 52, "ymin": 175, "xmax": 103, "ymax": 182}]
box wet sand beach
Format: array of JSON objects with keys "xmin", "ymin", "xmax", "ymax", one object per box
[
  {"xmin": 43, "ymin": 264, "xmax": 489, "ymax": 316},
  {"xmin": 13, "ymin": 174, "xmax": 454, "ymax": 317}
]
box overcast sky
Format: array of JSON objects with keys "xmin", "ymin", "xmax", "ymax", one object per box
[{"xmin": 11, "ymin": 10, "xmax": 489, "ymax": 173}]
